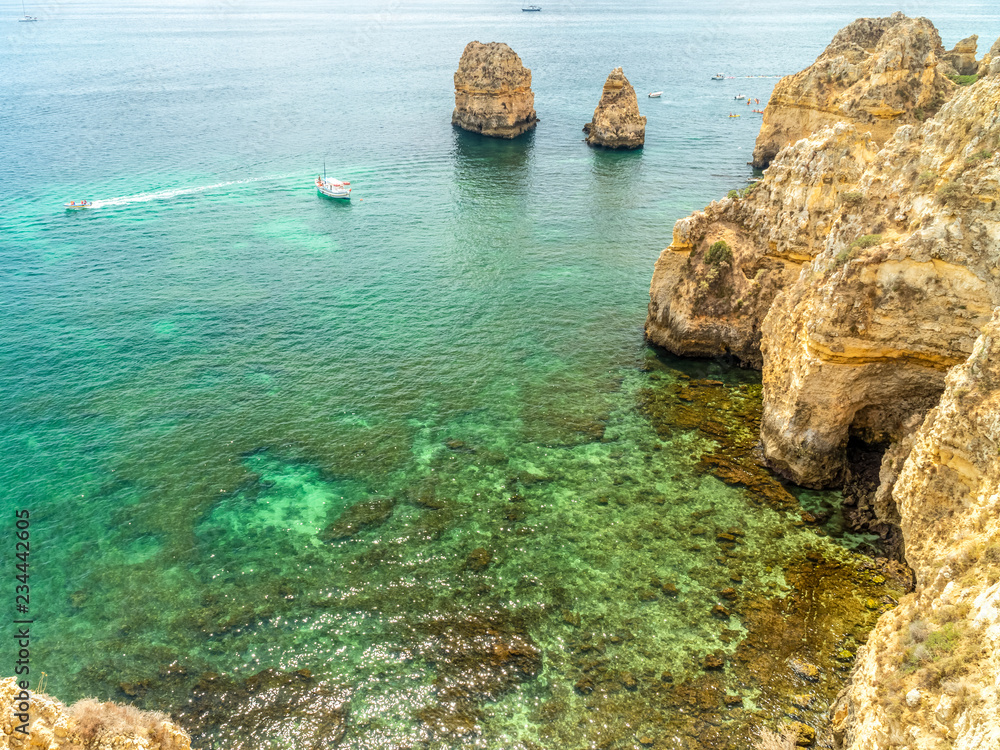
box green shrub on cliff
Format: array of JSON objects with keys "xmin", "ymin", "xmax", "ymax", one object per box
[
  {"xmin": 850, "ymin": 233, "xmax": 883, "ymax": 250},
  {"xmin": 948, "ymin": 74, "xmax": 978, "ymax": 86},
  {"xmin": 727, "ymin": 183, "xmax": 759, "ymax": 200},
  {"xmin": 705, "ymin": 240, "xmax": 733, "ymax": 265},
  {"xmin": 965, "ymin": 149, "xmax": 992, "ymax": 165},
  {"xmin": 937, "ymin": 180, "xmax": 971, "ymax": 207},
  {"xmin": 840, "ymin": 191, "xmax": 865, "ymax": 206}
]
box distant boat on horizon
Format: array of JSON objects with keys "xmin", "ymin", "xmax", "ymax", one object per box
[
  {"xmin": 522, "ymin": 5, "xmax": 542, "ymax": 11},
  {"xmin": 19, "ymin": 0, "xmax": 38, "ymax": 21}
]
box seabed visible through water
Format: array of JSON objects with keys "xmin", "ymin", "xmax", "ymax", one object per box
[{"xmin": 39, "ymin": 348, "xmax": 904, "ymax": 750}]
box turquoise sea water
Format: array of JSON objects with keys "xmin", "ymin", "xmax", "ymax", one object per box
[{"xmin": 3, "ymin": 1, "xmax": 999, "ymax": 748}]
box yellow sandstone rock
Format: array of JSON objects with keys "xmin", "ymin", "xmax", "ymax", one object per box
[
  {"xmin": 452, "ymin": 41, "xmax": 538, "ymax": 139},
  {"xmin": 0, "ymin": 678, "xmax": 191, "ymax": 750},
  {"xmin": 584, "ymin": 67, "xmax": 645, "ymax": 149},
  {"xmin": 751, "ymin": 13, "xmax": 955, "ymax": 168}
]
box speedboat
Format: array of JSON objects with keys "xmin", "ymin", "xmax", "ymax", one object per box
[
  {"xmin": 648, "ymin": 91, "xmax": 663, "ymax": 98},
  {"xmin": 522, "ymin": 5, "xmax": 541, "ymax": 10},
  {"xmin": 316, "ymin": 175, "xmax": 351, "ymax": 201},
  {"xmin": 734, "ymin": 94, "xmax": 746, "ymax": 100},
  {"xmin": 64, "ymin": 200, "xmax": 92, "ymax": 210},
  {"xmin": 711, "ymin": 74, "xmax": 724, "ymax": 81}
]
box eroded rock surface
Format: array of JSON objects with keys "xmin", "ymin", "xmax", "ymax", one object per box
[
  {"xmin": 0, "ymin": 677, "xmax": 191, "ymax": 750},
  {"xmin": 650, "ymin": 54, "xmax": 1000, "ymax": 488},
  {"xmin": 829, "ymin": 314, "xmax": 1000, "ymax": 750},
  {"xmin": 759, "ymin": 67, "xmax": 1000, "ymax": 487},
  {"xmin": 943, "ymin": 34, "xmax": 979, "ymax": 76},
  {"xmin": 646, "ymin": 124, "xmax": 879, "ymax": 368},
  {"xmin": 452, "ymin": 41, "xmax": 538, "ymax": 138},
  {"xmin": 584, "ymin": 67, "xmax": 646, "ymax": 149},
  {"xmin": 647, "ymin": 15, "xmax": 1000, "ymax": 749},
  {"xmin": 751, "ymin": 13, "xmax": 955, "ymax": 168}
]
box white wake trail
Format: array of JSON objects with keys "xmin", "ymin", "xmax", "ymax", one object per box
[{"xmin": 86, "ymin": 174, "xmax": 298, "ymax": 209}]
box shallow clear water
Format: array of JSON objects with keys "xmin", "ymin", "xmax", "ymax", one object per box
[{"xmin": 3, "ymin": 1, "xmax": 998, "ymax": 748}]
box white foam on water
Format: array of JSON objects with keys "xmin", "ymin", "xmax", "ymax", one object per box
[{"xmin": 79, "ymin": 173, "xmax": 299, "ymax": 209}]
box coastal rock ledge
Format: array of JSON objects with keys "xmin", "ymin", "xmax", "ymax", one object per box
[
  {"xmin": 646, "ymin": 12, "xmax": 1000, "ymax": 749},
  {"xmin": 751, "ymin": 12, "xmax": 955, "ymax": 168},
  {"xmin": 452, "ymin": 41, "xmax": 538, "ymax": 138},
  {"xmin": 584, "ymin": 67, "xmax": 645, "ymax": 149},
  {"xmin": 1, "ymin": 676, "xmax": 191, "ymax": 749}
]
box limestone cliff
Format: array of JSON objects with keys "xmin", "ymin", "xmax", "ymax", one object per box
[
  {"xmin": 452, "ymin": 41, "xmax": 538, "ymax": 139},
  {"xmin": 759, "ymin": 59, "xmax": 1000, "ymax": 487},
  {"xmin": 646, "ymin": 123, "xmax": 880, "ymax": 367},
  {"xmin": 942, "ymin": 35, "xmax": 979, "ymax": 76},
  {"xmin": 650, "ymin": 56, "xmax": 1000, "ymax": 486},
  {"xmin": 583, "ymin": 68, "xmax": 645, "ymax": 149},
  {"xmin": 751, "ymin": 13, "xmax": 955, "ymax": 168},
  {"xmin": 646, "ymin": 17, "xmax": 1000, "ymax": 748},
  {"xmin": 829, "ymin": 313, "xmax": 1000, "ymax": 750},
  {"xmin": 0, "ymin": 677, "xmax": 191, "ymax": 750}
]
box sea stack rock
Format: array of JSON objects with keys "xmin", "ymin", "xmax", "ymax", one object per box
[
  {"xmin": 452, "ymin": 41, "xmax": 538, "ymax": 138},
  {"xmin": 584, "ymin": 68, "xmax": 645, "ymax": 149},
  {"xmin": 751, "ymin": 13, "xmax": 955, "ymax": 168}
]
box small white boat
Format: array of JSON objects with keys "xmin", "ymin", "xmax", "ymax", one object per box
[
  {"xmin": 64, "ymin": 200, "xmax": 92, "ymax": 210},
  {"xmin": 711, "ymin": 74, "xmax": 724, "ymax": 81},
  {"xmin": 734, "ymin": 94, "xmax": 746, "ymax": 100},
  {"xmin": 648, "ymin": 91, "xmax": 663, "ymax": 98},
  {"xmin": 316, "ymin": 175, "xmax": 351, "ymax": 201},
  {"xmin": 18, "ymin": 0, "xmax": 37, "ymax": 20},
  {"xmin": 522, "ymin": 5, "xmax": 541, "ymax": 10}
]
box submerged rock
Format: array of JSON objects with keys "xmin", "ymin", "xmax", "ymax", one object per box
[
  {"xmin": 320, "ymin": 496, "xmax": 395, "ymax": 540},
  {"xmin": 584, "ymin": 67, "xmax": 646, "ymax": 149},
  {"xmin": 452, "ymin": 41, "xmax": 538, "ymax": 138},
  {"xmin": 177, "ymin": 668, "xmax": 348, "ymax": 750}
]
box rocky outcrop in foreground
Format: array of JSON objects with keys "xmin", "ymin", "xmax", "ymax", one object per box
[
  {"xmin": 751, "ymin": 13, "xmax": 956, "ymax": 168},
  {"xmin": 829, "ymin": 313, "xmax": 1000, "ymax": 750},
  {"xmin": 648, "ymin": 20, "xmax": 1000, "ymax": 488},
  {"xmin": 0, "ymin": 677, "xmax": 191, "ymax": 749},
  {"xmin": 759, "ymin": 59, "xmax": 1000, "ymax": 488},
  {"xmin": 647, "ymin": 13, "xmax": 1000, "ymax": 749},
  {"xmin": 583, "ymin": 67, "xmax": 645, "ymax": 149},
  {"xmin": 452, "ymin": 41, "xmax": 538, "ymax": 138}
]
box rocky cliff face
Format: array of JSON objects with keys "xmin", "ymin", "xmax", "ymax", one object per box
[
  {"xmin": 0, "ymin": 678, "xmax": 191, "ymax": 750},
  {"xmin": 650, "ymin": 55, "xmax": 1000, "ymax": 489},
  {"xmin": 583, "ymin": 67, "xmax": 645, "ymax": 149},
  {"xmin": 760, "ymin": 59, "xmax": 1000, "ymax": 487},
  {"xmin": 751, "ymin": 13, "xmax": 955, "ymax": 168},
  {"xmin": 943, "ymin": 35, "xmax": 980, "ymax": 76},
  {"xmin": 829, "ymin": 313, "xmax": 1000, "ymax": 750},
  {"xmin": 452, "ymin": 41, "xmax": 538, "ymax": 139},
  {"xmin": 646, "ymin": 123, "xmax": 880, "ymax": 368},
  {"xmin": 647, "ymin": 15, "xmax": 1000, "ymax": 748}
]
